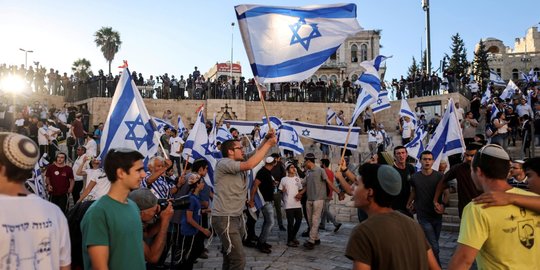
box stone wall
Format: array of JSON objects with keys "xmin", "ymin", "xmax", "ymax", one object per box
[{"xmin": 57, "ymin": 92, "xmax": 469, "ymax": 130}]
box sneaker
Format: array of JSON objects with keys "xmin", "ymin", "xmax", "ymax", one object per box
[
  {"xmin": 334, "ymin": 223, "xmax": 342, "ymax": 233},
  {"xmin": 287, "ymin": 241, "xmax": 299, "ymax": 247},
  {"xmin": 315, "ymin": 239, "xmax": 321, "ymax": 245},
  {"xmin": 303, "ymin": 241, "xmax": 315, "ymax": 250},
  {"xmin": 279, "ymin": 225, "xmax": 286, "ymax": 231}
]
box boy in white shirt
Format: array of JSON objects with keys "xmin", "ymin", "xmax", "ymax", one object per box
[{"xmin": 278, "ymin": 163, "xmax": 303, "ymax": 247}]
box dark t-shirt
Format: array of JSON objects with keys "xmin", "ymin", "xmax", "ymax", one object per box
[
  {"xmin": 411, "ymin": 170, "xmax": 443, "ymax": 219},
  {"xmin": 256, "ymin": 167, "xmax": 274, "ymax": 202},
  {"xmin": 46, "ymin": 164, "xmax": 74, "ymax": 196},
  {"xmin": 443, "ymin": 162, "xmax": 481, "ymax": 218},
  {"xmin": 392, "ymin": 163, "xmax": 416, "ymax": 215},
  {"xmin": 72, "ymin": 119, "xmax": 85, "ymax": 138},
  {"xmin": 345, "ymin": 211, "xmax": 430, "ymax": 270}
]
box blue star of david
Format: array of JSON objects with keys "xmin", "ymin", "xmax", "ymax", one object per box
[
  {"xmin": 201, "ymin": 141, "xmax": 214, "ymax": 156},
  {"xmin": 125, "ymin": 115, "xmax": 154, "ymax": 150},
  {"xmin": 302, "ymin": 129, "xmax": 310, "ymax": 136},
  {"xmin": 377, "ymin": 98, "xmax": 383, "ymax": 105},
  {"xmin": 291, "ymin": 133, "xmax": 299, "ymax": 144},
  {"xmin": 289, "ymin": 18, "xmax": 322, "ymax": 51}
]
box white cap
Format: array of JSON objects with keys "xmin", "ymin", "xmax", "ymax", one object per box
[{"xmin": 265, "ymin": 156, "xmax": 275, "ymax": 164}]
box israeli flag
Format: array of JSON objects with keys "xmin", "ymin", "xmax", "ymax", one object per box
[
  {"xmin": 490, "ymin": 70, "xmax": 505, "ymax": 86},
  {"xmin": 152, "ymin": 116, "xmax": 174, "ymax": 134},
  {"xmin": 490, "ymin": 105, "xmax": 500, "ymax": 122},
  {"xmin": 100, "ymin": 68, "xmax": 159, "ymax": 166},
  {"xmin": 499, "ymin": 80, "xmax": 518, "ymax": 100},
  {"xmin": 177, "ymin": 115, "xmax": 187, "ymax": 138},
  {"xmin": 286, "ymin": 120, "xmax": 360, "ymax": 150},
  {"xmin": 244, "ymin": 135, "xmax": 265, "ymax": 210},
  {"xmin": 217, "ymin": 126, "xmax": 234, "ymax": 143},
  {"xmin": 326, "ymin": 107, "xmax": 336, "ymax": 125},
  {"xmin": 235, "ymin": 4, "xmax": 362, "ymax": 83},
  {"xmin": 26, "ymin": 153, "xmax": 50, "ymax": 200},
  {"xmin": 260, "ymin": 116, "xmax": 283, "ymax": 140},
  {"xmin": 278, "ymin": 123, "xmax": 304, "ymax": 155},
  {"xmin": 335, "ymin": 114, "xmax": 344, "ymax": 126},
  {"xmin": 399, "ymin": 99, "xmax": 417, "ymax": 126},
  {"xmin": 182, "ymin": 108, "xmax": 216, "ymax": 188},
  {"xmin": 404, "ymin": 127, "xmax": 427, "ymax": 160},
  {"xmin": 425, "ymin": 98, "xmax": 465, "ymax": 171},
  {"xmin": 370, "ymin": 89, "xmax": 391, "ymax": 113},
  {"xmin": 350, "ymin": 55, "xmax": 389, "ymax": 125},
  {"xmin": 481, "ymin": 84, "xmax": 491, "ymax": 105}
]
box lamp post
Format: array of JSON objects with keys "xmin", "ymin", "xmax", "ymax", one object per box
[
  {"xmin": 19, "ymin": 48, "xmax": 34, "ymax": 68},
  {"xmin": 230, "ymin": 22, "xmax": 235, "ymax": 81},
  {"xmin": 422, "ymin": 0, "xmax": 431, "ymax": 76}
]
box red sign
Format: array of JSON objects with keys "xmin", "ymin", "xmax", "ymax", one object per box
[{"xmin": 216, "ymin": 63, "xmax": 242, "ymax": 73}]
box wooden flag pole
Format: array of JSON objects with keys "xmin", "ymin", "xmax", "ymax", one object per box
[
  {"xmin": 338, "ymin": 124, "xmax": 354, "ymax": 171},
  {"xmin": 255, "ymin": 81, "xmax": 272, "ymax": 130}
]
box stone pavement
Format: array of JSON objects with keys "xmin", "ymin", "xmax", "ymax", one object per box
[{"xmin": 194, "ymin": 221, "xmax": 459, "ymax": 270}]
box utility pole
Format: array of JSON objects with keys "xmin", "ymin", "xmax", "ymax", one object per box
[{"xmin": 422, "ymin": 0, "xmax": 431, "ymax": 76}]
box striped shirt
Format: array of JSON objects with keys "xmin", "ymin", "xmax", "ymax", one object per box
[{"xmin": 141, "ymin": 173, "xmax": 174, "ymax": 199}]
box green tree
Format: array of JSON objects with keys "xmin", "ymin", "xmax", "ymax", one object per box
[
  {"xmin": 72, "ymin": 58, "xmax": 93, "ymax": 81},
  {"xmin": 407, "ymin": 56, "xmax": 420, "ymax": 78},
  {"xmin": 472, "ymin": 39, "xmax": 490, "ymax": 91},
  {"xmin": 94, "ymin": 26, "xmax": 122, "ymax": 76},
  {"xmin": 420, "ymin": 50, "xmax": 432, "ymax": 74},
  {"xmin": 447, "ymin": 33, "xmax": 469, "ymax": 77}
]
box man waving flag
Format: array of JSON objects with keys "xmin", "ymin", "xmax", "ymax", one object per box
[
  {"xmin": 235, "ymin": 4, "xmax": 362, "ymax": 83},
  {"xmin": 100, "ymin": 67, "xmax": 159, "ymax": 166}
]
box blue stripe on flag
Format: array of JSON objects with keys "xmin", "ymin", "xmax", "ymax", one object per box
[
  {"xmin": 359, "ymin": 74, "xmax": 382, "ymax": 91},
  {"xmin": 372, "ymin": 103, "xmax": 390, "ymax": 113},
  {"xmin": 236, "ymin": 4, "xmax": 357, "ymax": 20},
  {"xmin": 251, "ymin": 46, "xmax": 340, "ymax": 79}
]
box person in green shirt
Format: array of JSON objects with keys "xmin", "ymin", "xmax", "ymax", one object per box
[{"xmin": 81, "ymin": 148, "xmax": 147, "ymax": 269}]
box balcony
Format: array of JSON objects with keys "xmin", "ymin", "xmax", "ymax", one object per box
[{"xmin": 320, "ymin": 60, "xmax": 348, "ymax": 69}]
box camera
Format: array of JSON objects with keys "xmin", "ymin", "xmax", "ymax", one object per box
[{"xmin": 157, "ymin": 195, "xmax": 191, "ymax": 211}]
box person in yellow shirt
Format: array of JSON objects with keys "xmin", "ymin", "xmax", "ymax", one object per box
[{"xmin": 448, "ymin": 145, "xmax": 539, "ymax": 270}]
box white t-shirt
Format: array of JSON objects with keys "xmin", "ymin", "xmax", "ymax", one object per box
[
  {"xmin": 72, "ymin": 154, "xmax": 87, "ymax": 181},
  {"xmin": 47, "ymin": 125, "xmax": 60, "ymax": 140},
  {"xmin": 279, "ymin": 176, "xmax": 303, "ymax": 209},
  {"xmin": 169, "ymin": 136, "xmax": 185, "ymax": 157},
  {"xmin": 37, "ymin": 127, "xmax": 49, "ymax": 146},
  {"xmin": 84, "ymin": 168, "xmax": 110, "ymax": 201},
  {"xmin": 84, "ymin": 139, "xmax": 97, "ymax": 158},
  {"xmin": 0, "ymin": 194, "xmax": 71, "ymax": 269},
  {"xmin": 402, "ymin": 121, "xmax": 415, "ymax": 139}
]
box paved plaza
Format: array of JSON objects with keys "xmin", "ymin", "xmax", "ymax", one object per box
[{"xmin": 194, "ymin": 221, "xmax": 459, "ymax": 270}]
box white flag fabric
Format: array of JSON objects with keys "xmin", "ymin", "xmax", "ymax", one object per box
[
  {"xmin": 370, "ymin": 89, "xmax": 391, "ymax": 113},
  {"xmin": 326, "ymin": 107, "xmax": 336, "ymax": 125},
  {"xmin": 335, "ymin": 114, "xmax": 344, "ymax": 126},
  {"xmin": 99, "ymin": 68, "xmax": 159, "ymax": 166},
  {"xmin": 177, "ymin": 115, "xmax": 187, "ymax": 138},
  {"xmin": 425, "ymin": 98, "xmax": 465, "ymax": 171},
  {"xmin": 481, "ymin": 85, "xmax": 491, "ymax": 105},
  {"xmin": 235, "ymin": 4, "xmax": 362, "ymax": 83},
  {"xmin": 182, "ymin": 108, "xmax": 216, "ymax": 188},
  {"xmin": 216, "ymin": 126, "xmax": 234, "ymax": 143},
  {"xmin": 286, "ymin": 120, "xmax": 360, "ymax": 150},
  {"xmin": 278, "ymin": 123, "xmax": 304, "ymax": 155},
  {"xmin": 26, "ymin": 153, "xmax": 49, "ymax": 200},
  {"xmin": 404, "ymin": 127, "xmax": 427, "ymax": 160},
  {"xmin": 223, "ymin": 120, "xmax": 262, "ymax": 135},
  {"xmin": 260, "ymin": 116, "xmax": 283, "ymax": 140},
  {"xmin": 500, "ymin": 80, "xmax": 518, "ymax": 100},
  {"xmin": 350, "ymin": 55, "xmax": 389, "ymax": 125},
  {"xmin": 490, "ymin": 70, "xmax": 506, "ymax": 86},
  {"xmin": 490, "ymin": 105, "xmax": 500, "ymax": 122},
  {"xmin": 399, "ymin": 99, "xmax": 417, "ymax": 126},
  {"xmin": 152, "ymin": 116, "xmax": 174, "ymax": 134}
]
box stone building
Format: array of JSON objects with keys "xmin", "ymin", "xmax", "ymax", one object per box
[
  {"xmin": 312, "ymin": 29, "xmax": 383, "ymax": 84},
  {"xmin": 480, "ymin": 26, "xmax": 540, "ymax": 81}
]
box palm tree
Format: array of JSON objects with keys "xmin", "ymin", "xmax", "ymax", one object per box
[
  {"xmin": 72, "ymin": 58, "xmax": 92, "ymax": 81},
  {"xmin": 94, "ymin": 26, "xmax": 121, "ymax": 76}
]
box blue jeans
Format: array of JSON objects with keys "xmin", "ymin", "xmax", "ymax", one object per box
[
  {"xmin": 259, "ymin": 202, "xmax": 275, "ymax": 244},
  {"xmin": 418, "ymin": 217, "xmax": 442, "ymax": 265}
]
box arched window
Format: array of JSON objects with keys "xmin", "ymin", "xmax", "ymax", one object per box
[
  {"xmin": 487, "ymin": 46, "xmax": 500, "ymax": 54},
  {"xmin": 360, "ymin": 44, "xmax": 368, "ymax": 61},
  {"xmin": 320, "ymin": 75, "xmax": 328, "ymax": 82},
  {"xmin": 329, "ymin": 75, "xmax": 338, "ymax": 82},
  {"xmin": 310, "ymin": 75, "xmax": 318, "ymax": 82},
  {"xmin": 351, "ymin": 74, "xmax": 358, "ymax": 82},
  {"xmin": 351, "ymin": 44, "xmax": 358, "ymax": 63},
  {"xmin": 512, "ymin": 69, "xmax": 519, "ymax": 81},
  {"xmin": 534, "ymin": 67, "xmax": 540, "ymax": 77}
]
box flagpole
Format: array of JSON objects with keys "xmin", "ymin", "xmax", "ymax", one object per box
[
  {"xmin": 148, "ymin": 118, "xmax": 169, "ymax": 160},
  {"xmin": 255, "ymin": 80, "xmax": 272, "ymax": 130},
  {"xmin": 338, "ymin": 124, "xmax": 354, "ymax": 167}
]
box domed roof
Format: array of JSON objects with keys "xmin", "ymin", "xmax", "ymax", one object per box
[{"xmin": 483, "ymin": 37, "xmax": 502, "ymax": 42}]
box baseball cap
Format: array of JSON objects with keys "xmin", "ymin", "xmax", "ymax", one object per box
[
  {"xmin": 128, "ymin": 188, "xmax": 157, "ymax": 211},
  {"xmin": 265, "ymin": 156, "xmax": 275, "ymax": 164}
]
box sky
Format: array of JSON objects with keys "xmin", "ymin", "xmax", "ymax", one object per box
[{"xmin": 1, "ymin": 0, "xmax": 539, "ymax": 81}]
